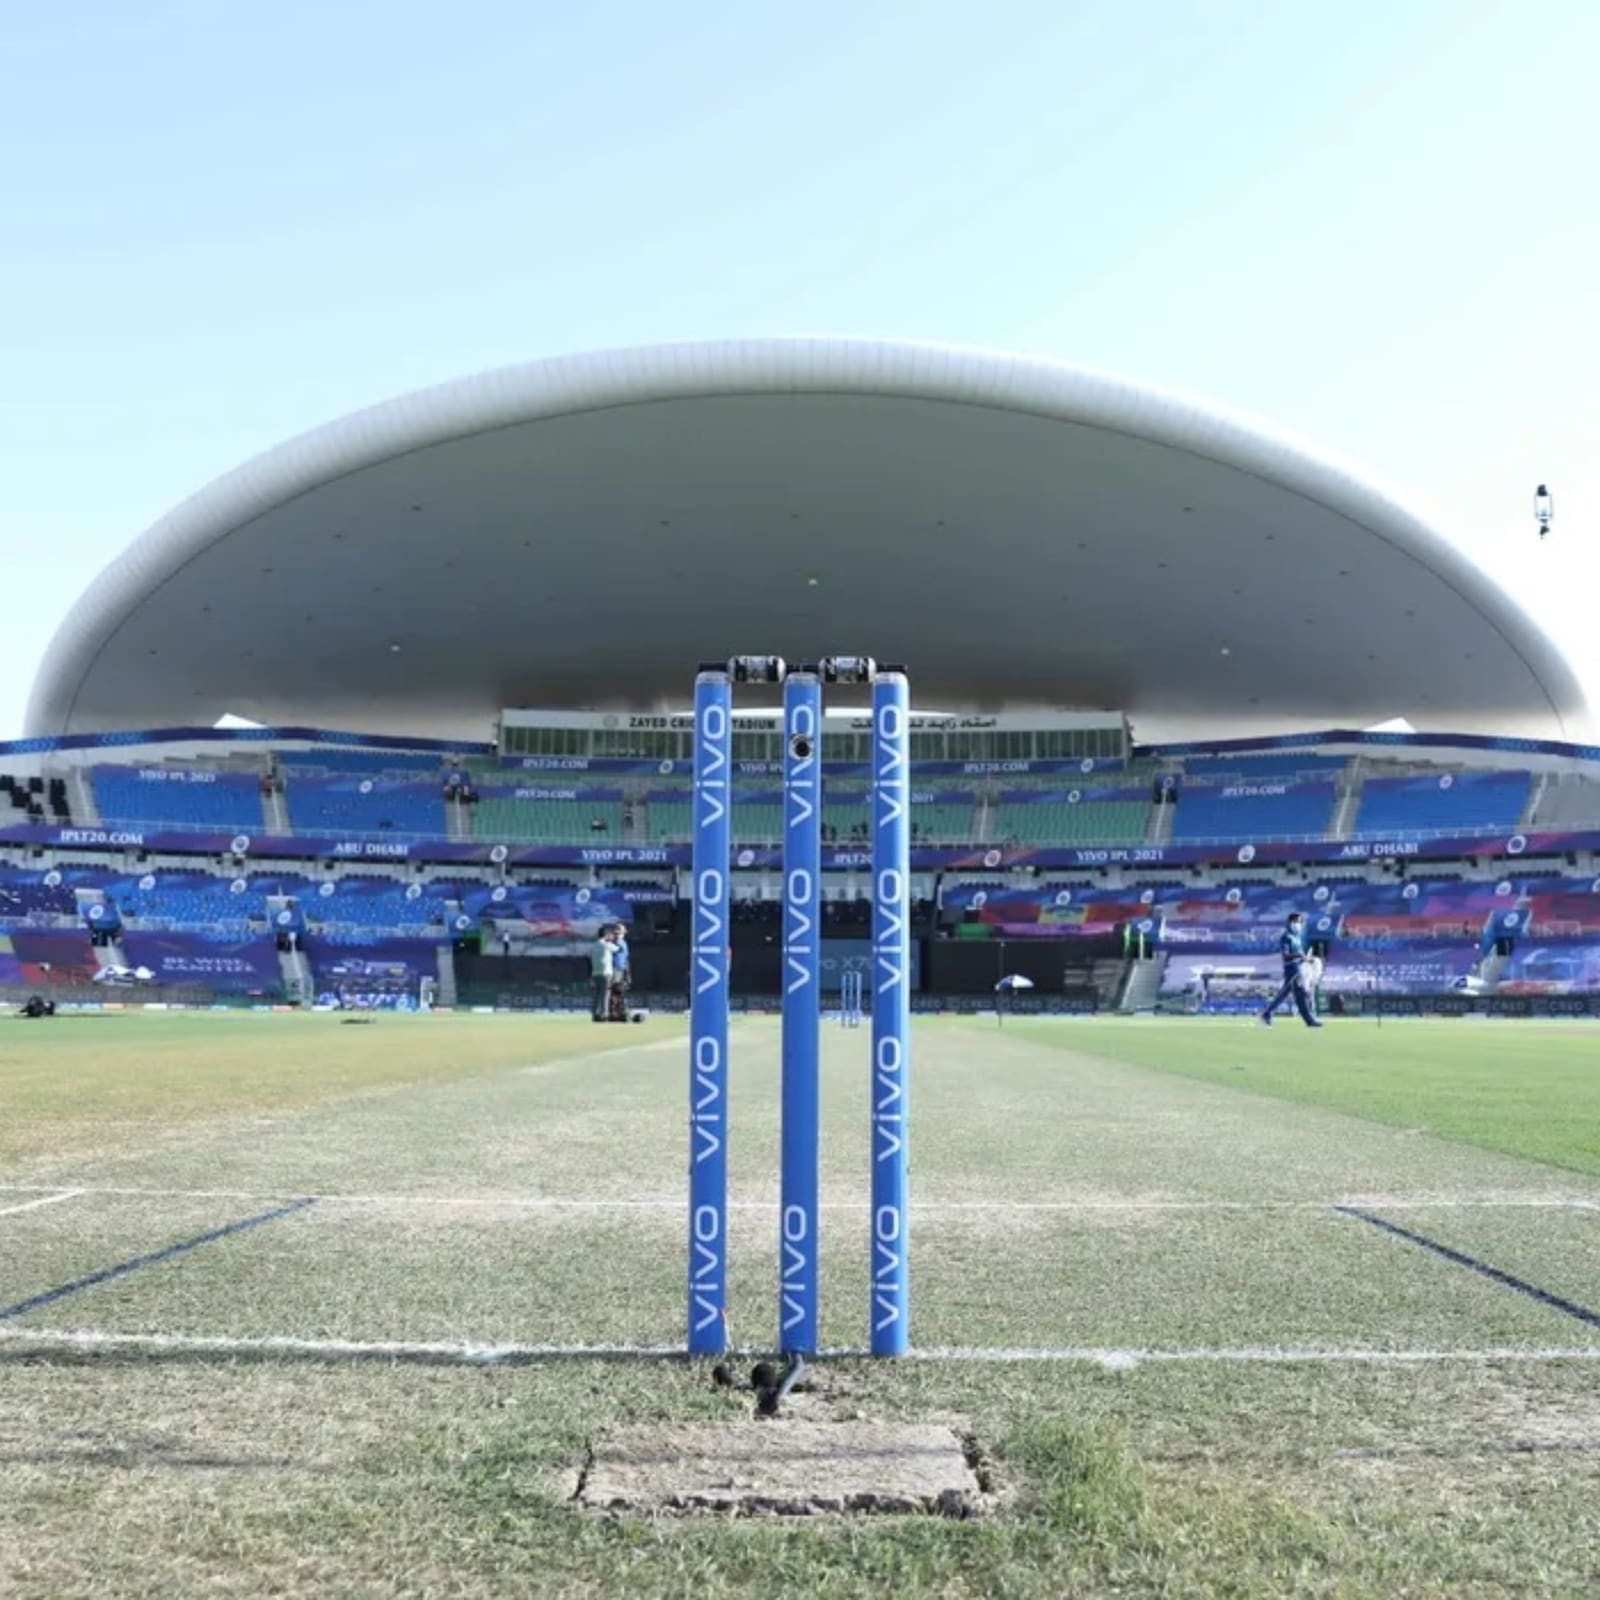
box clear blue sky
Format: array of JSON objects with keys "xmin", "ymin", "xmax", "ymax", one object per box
[{"xmin": 4, "ymin": 0, "xmax": 1597, "ymax": 738}]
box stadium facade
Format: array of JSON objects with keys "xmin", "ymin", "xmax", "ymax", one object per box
[{"xmin": 6, "ymin": 341, "xmax": 1599, "ymax": 1018}]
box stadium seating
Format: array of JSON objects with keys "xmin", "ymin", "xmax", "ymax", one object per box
[
  {"xmin": 473, "ymin": 793, "xmax": 627, "ymax": 842},
  {"xmin": 91, "ymin": 766, "xmax": 266, "ymax": 830},
  {"xmin": 912, "ymin": 803, "xmax": 977, "ymax": 842},
  {"xmin": 284, "ymin": 773, "xmax": 447, "ymax": 836},
  {"xmin": 942, "ymin": 881, "xmax": 1151, "ymax": 936},
  {"xmin": 303, "ymin": 876, "xmax": 462, "ymax": 928},
  {"xmin": 940, "ymin": 874, "xmax": 1578, "ymax": 949},
  {"xmin": 828, "ymin": 791, "xmax": 979, "ymax": 840},
  {"xmin": 644, "ymin": 787, "xmax": 979, "ymax": 843},
  {"xmin": 0, "ymin": 772, "xmax": 68, "ymax": 823},
  {"xmin": 1351, "ymin": 771, "xmax": 1530, "ymax": 836},
  {"xmin": 0, "ymin": 867, "xmax": 472, "ymax": 935},
  {"xmin": 1171, "ymin": 781, "xmax": 1337, "ymax": 841},
  {"xmin": 1527, "ymin": 775, "xmax": 1600, "ymax": 830},
  {"xmin": 111, "ymin": 871, "xmax": 277, "ymax": 924},
  {"xmin": 732, "ymin": 800, "xmax": 783, "ymax": 843},
  {"xmin": 824, "ymin": 789, "xmax": 870, "ymax": 843},
  {"xmin": 646, "ymin": 796, "xmax": 692, "ymax": 842},
  {"xmin": 0, "ymin": 872, "xmax": 82, "ymax": 918},
  {"xmin": 994, "ymin": 787, "xmax": 1148, "ymax": 845}
]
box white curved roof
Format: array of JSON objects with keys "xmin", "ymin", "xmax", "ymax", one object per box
[{"xmin": 27, "ymin": 337, "xmax": 1587, "ymax": 741}]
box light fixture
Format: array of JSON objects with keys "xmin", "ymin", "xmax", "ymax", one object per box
[{"xmin": 1534, "ymin": 484, "xmax": 1554, "ymax": 539}]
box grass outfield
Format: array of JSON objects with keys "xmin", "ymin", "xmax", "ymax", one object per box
[{"xmin": 2, "ymin": 1011, "xmax": 1599, "ymax": 1597}]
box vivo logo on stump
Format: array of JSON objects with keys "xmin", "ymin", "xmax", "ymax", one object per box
[
  {"xmin": 874, "ymin": 1037, "xmax": 904, "ymax": 1162},
  {"xmin": 694, "ymin": 869, "xmax": 725, "ymax": 996},
  {"xmin": 690, "ymin": 1203, "xmax": 723, "ymax": 1340},
  {"xmin": 780, "ymin": 1203, "xmax": 811, "ymax": 1338},
  {"xmin": 696, "ymin": 702, "xmax": 728, "ymax": 826},
  {"xmin": 779, "ymin": 672, "xmax": 822, "ymax": 1355},
  {"xmin": 784, "ymin": 870, "xmax": 815, "ymax": 996},
  {"xmin": 869, "ymin": 673, "xmax": 912, "ymax": 1354},
  {"xmin": 687, "ymin": 672, "xmax": 731, "ymax": 1355},
  {"xmin": 687, "ymin": 659, "xmax": 911, "ymax": 1360},
  {"xmin": 873, "ymin": 1205, "xmax": 905, "ymax": 1336}
]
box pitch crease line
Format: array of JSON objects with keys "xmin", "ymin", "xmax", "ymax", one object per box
[
  {"xmin": 1336, "ymin": 1206, "xmax": 1600, "ymax": 1332},
  {"xmin": 4, "ymin": 1328, "xmax": 1600, "ymax": 1369},
  {"xmin": 0, "ymin": 1198, "xmax": 318, "ymax": 1323}
]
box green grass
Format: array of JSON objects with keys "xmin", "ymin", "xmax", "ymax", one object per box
[
  {"xmin": 0, "ymin": 1011, "xmax": 669, "ymax": 1169},
  {"xmin": 1011, "ymin": 1016, "xmax": 1600, "ymax": 1177},
  {"xmin": 3, "ymin": 1011, "xmax": 1600, "ymax": 1597}
]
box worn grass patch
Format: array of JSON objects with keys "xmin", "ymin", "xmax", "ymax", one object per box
[{"xmin": 6, "ymin": 1357, "xmax": 1600, "ymax": 1597}]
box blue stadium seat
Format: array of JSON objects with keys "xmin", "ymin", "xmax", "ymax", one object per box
[
  {"xmin": 284, "ymin": 774, "xmax": 447, "ymax": 836},
  {"xmin": 1352, "ymin": 772, "xmax": 1530, "ymax": 836},
  {"xmin": 1171, "ymin": 782, "xmax": 1336, "ymax": 841},
  {"xmin": 91, "ymin": 766, "xmax": 266, "ymax": 830}
]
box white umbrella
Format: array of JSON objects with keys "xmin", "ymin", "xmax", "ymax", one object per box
[{"xmin": 993, "ymin": 973, "xmax": 1035, "ymax": 1027}]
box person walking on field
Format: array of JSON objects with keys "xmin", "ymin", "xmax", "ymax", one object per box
[
  {"xmin": 608, "ymin": 923, "xmax": 631, "ymax": 1021},
  {"xmin": 589, "ymin": 925, "xmax": 615, "ymax": 1023},
  {"xmin": 1260, "ymin": 911, "xmax": 1323, "ymax": 1028}
]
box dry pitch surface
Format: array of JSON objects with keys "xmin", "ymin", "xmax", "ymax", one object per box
[{"xmin": 2, "ymin": 1010, "xmax": 1599, "ymax": 1597}]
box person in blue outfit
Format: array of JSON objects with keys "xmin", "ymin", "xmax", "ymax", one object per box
[{"xmin": 1260, "ymin": 911, "xmax": 1323, "ymax": 1028}]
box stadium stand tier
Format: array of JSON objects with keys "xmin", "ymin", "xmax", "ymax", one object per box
[
  {"xmin": 284, "ymin": 773, "xmax": 447, "ymax": 836},
  {"xmin": 471, "ymin": 782, "xmax": 628, "ymax": 842},
  {"xmin": 995, "ymin": 786, "xmax": 1149, "ymax": 845},
  {"xmin": 5, "ymin": 723, "xmax": 1600, "ymax": 1013},
  {"xmin": 1171, "ymin": 780, "xmax": 1338, "ymax": 841},
  {"xmin": 91, "ymin": 766, "xmax": 265, "ymax": 830},
  {"xmin": 1351, "ymin": 770, "xmax": 1530, "ymax": 836}
]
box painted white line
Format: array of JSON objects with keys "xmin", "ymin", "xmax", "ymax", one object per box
[
  {"xmin": 886, "ymin": 1197, "xmax": 1600, "ymax": 1214},
  {"xmin": 0, "ymin": 1190, "xmax": 82, "ymax": 1219},
  {"xmin": 908, "ymin": 1345, "xmax": 1600, "ymax": 1367},
  {"xmin": 0, "ymin": 1328, "xmax": 684, "ymax": 1363},
  {"xmin": 0, "ymin": 1184, "xmax": 1594, "ymax": 1214},
  {"xmin": 2, "ymin": 1326, "xmax": 1599, "ymax": 1369}
]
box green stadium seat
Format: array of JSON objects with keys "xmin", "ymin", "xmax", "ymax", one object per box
[
  {"xmin": 473, "ymin": 797, "xmax": 626, "ymax": 842},
  {"xmin": 995, "ymin": 800, "xmax": 1149, "ymax": 845}
]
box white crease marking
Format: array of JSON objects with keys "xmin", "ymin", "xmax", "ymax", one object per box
[{"xmin": 2, "ymin": 1326, "xmax": 1599, "ymax": 1370}]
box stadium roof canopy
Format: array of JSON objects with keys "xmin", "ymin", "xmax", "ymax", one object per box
[{"xmin": 28, "ymin": 338, "xmax": 1588, "ymax": 743}]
